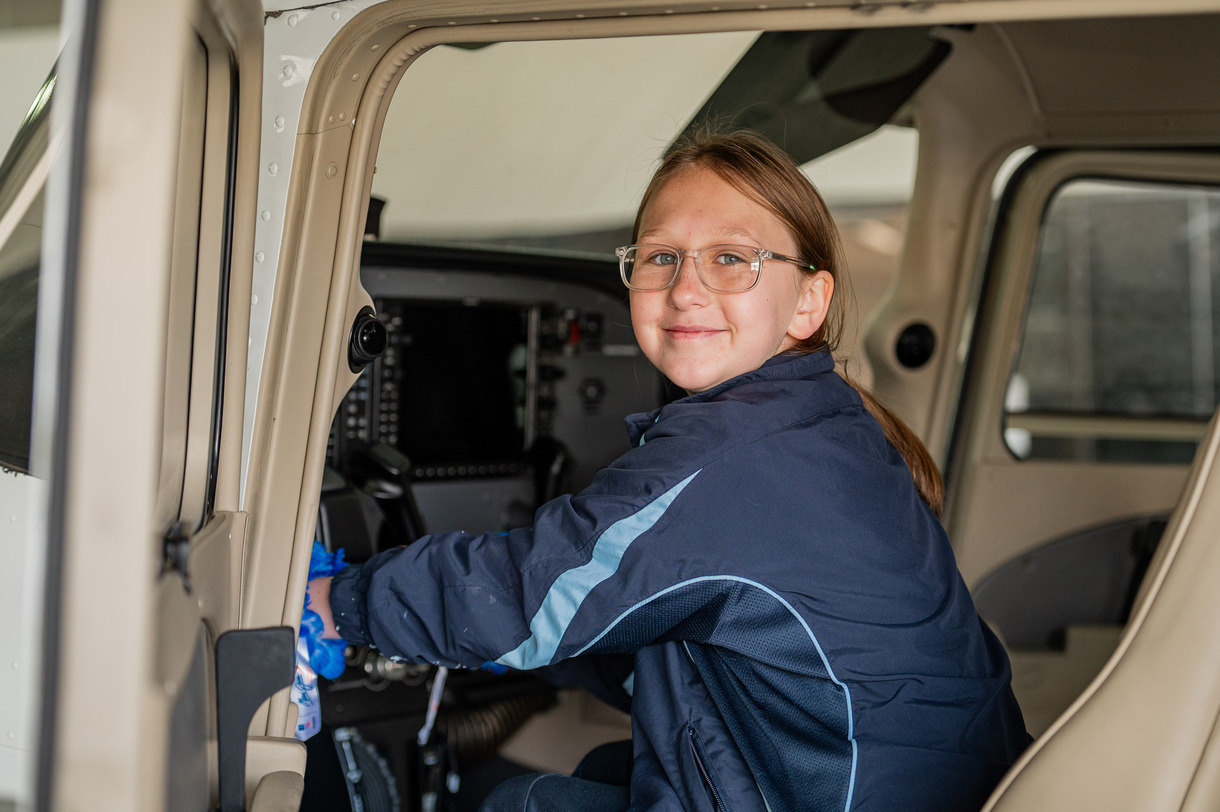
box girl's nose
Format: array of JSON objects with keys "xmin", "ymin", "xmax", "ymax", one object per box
[{"xmin": 668, "ymin": 255, "xmax": 709, "ymax": 307}]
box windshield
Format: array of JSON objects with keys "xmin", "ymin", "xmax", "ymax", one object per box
[{"xmin": 370, "ymin": 27, "xmax": 941, "ymax": 257}]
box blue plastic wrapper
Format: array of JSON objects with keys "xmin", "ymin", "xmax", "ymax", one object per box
[
  {"xmin": 307, "ymin": 539, "xmax": 348, "ymax": 581},
  {"xmin": 292, "ymin": 639, "xmax": 322, "ymax": 741},
  {"xmin": 293, "ymin": 541, "xmax": 349, "ymax": 741}
]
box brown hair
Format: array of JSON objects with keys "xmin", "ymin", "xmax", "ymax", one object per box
[
  {"xmin": 635, "ymin": 130, "xmax": 944, "ymax": 515},
  {"xmin": 855, "ymin": 387, "xmax": 944, "ymax": 516}
]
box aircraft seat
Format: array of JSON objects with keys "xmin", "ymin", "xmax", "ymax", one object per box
[{"xmin": 982, "ymin": 406, "xmax": 1220, "ymax": 811}]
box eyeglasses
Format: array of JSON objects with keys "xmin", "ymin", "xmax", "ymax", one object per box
[{"xmin": 615, "ymin": 243, "xmax": 815, "ymax": 293}]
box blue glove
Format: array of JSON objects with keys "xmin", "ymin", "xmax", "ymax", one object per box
[{"xmin": 301, "ymin": 541, "xmax": 349, "ymax": 680}]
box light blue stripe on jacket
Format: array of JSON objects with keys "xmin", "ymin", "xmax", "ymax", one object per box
[{"xmin": 495, "ymin": 470, "xmax": 699, "ymax": 670}]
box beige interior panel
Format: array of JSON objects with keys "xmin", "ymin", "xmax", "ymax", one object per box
[
  {"xmin": 1005, "ymin": 624, "xmax": 1123, "ymax": 737},
  {"xmin": 867, "ymin": 21, "xmax": 1042, "ymax": 452},
  {"xmin": 152, "ymin": 575, "xmax": 202, "ymax": 695},
  {"xmin": 1003, "ymin": 15, "xmax": 1220, "ymax": 117},
  {"xmin": 48, "ymin": 0, "xmax": 195, "ymax": 806},
  {"xmin": 155, "ymin": 34, "xmax": 207, "ymax": 531},
  {"xmin": 188, "ymin": 510, "xmax": 245, "ymax": 639},
  {"xmin": 243, "ymin": 118, "xmax": 361, "ymax": 735},
  {"xmin": 953, "ymin": 463, "xmax": 1186, "ymax": 589},
  {"xmin": 211, "ymin": 0, "xmax": 263, "ymax": 516},
  {"xmin": 248, "ymin": 771, "xmax": 304, "ymax": 812},
  {"xmin": 1181, "ymin": 720, "xmax": 1220, "ymax": 812},
  {"xmin": 243, "ymin": 737, "xmax": 306, "ymax": 809}
]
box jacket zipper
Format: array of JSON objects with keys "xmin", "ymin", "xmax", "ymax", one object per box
[{"xmin": 688, "ymin": 726, "xmax": 726, "ymax": 812}]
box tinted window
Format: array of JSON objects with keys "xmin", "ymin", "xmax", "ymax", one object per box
[
  {"xmin": 0, "ymin": 66, "xmax": 52, "ymax": 473},
  {"xmin": 1005, "ymin": 179, "xmax": 1220, "ymax": 461},
  {"xmin": 0, "ymin": 15, "xmax": 59, "ymax": 809},
  {"xmin": 0, "ymin": 211, "xmax": 39, "ymax": 472}
]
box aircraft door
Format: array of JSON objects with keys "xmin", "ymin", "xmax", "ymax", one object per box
[
  {"xmin": 945, "ymin": 150, "xmax": 1220, "ymax": 735},
  {"xmin": 23, "ymin": 0, "xmax": 275, "ymax": 810}
]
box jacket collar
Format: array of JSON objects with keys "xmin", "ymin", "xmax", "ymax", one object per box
[{"xmin": 625, "ymin": 351, "xmax": 835, "ymax": 445}]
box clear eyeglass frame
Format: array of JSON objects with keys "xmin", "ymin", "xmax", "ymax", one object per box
[{"xmin": 615, "ymin": 243, "xmax": 815, "ymax": 293}]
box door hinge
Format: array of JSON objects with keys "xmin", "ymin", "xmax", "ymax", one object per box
[{"xmin": 161, "ymin": 520, "xmax": 191, "ymax": 590}]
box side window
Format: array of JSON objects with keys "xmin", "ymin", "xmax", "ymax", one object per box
[
  {"xmin": 0, "ymin": 186, "xmax": 42, "ymax": 473},
  {"xmin": 1004, "ymin": 178, "xmax": 1220, "ymax": 462},
  {"xmin": 0, "ymin": 26, "xmax": 57, "ymax": 811},
  {"xmin": 0, "ymin": 68, "xmax": 54, "ymax": 473}
]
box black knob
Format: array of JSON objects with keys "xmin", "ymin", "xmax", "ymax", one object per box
[
  {"xmin": 895, "ymin": 322, "xmax": 936, "ymax": 369},
  {"xmin": 349, "ymin": 306, "xmax": 388, "ymax": 372}
]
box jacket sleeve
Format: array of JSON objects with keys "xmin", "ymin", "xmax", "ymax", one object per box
[
  {"xmin": 537, "ymin": 654, "xmax": 635, "ymax": 713},
  {"xmin": 328, "ymin": 448, "xmax": 705, "ymax": 670}
]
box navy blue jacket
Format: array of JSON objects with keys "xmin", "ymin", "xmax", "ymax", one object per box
[{"xmin": 329, "ymin": 351, "xmax": 1030, "ymax": 811}]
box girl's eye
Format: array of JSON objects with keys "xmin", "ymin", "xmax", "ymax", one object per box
[
  {"xmin": 645, "ymin": 250, "xmax": 678, "ymax": 266},
  {"xmin": 711, "ymin": 248, "xmax": 751, "ymax": 266}
]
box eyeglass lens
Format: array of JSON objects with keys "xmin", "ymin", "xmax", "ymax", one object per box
[{"xmin": 622, "ymin": 244, "xmax": 760, "ymax": 291}]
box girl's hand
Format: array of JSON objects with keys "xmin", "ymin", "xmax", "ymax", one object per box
[{"xmin": 306, "ymin": 576, "xmax": 342, "ymax": 639}]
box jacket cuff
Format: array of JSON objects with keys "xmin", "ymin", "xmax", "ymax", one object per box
[{"xmin": 329, "ymin": 559, "xmax": 376, "ymax": 646}]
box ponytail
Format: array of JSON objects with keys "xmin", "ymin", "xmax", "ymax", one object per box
[{"xmin": 848, "ymin": 381, "xmax": 944, "ymax": 517}]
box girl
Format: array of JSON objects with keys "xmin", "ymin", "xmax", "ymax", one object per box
[{"xmin": 309, "ymin": 131, "xmax": 1029, "ymax": 811}]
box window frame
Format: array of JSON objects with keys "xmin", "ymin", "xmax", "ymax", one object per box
[
  {"xmin": 170, "ymin": 30, "xmax": 238, "ymax": 534},
  {"xmin": 952, "ymin": 149, "xmax": 1220, "ymax": 473},
  {"xmin": 1002, "ymin": 173, "xmax": 1220, "ymax": 461}
]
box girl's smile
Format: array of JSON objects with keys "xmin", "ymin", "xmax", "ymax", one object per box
[{"xmin": 664, "ymin": 325, "xmax": 725, "ymax": 338}]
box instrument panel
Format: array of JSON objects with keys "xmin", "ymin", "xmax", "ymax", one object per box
[{"xmin": 329, "ymin": 243, "xmax": 663, "ymax": 534}]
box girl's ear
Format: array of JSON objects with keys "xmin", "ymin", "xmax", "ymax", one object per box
[{"xmin": 787, "ymin": 270, "xmax": 834, "ymax": 341}]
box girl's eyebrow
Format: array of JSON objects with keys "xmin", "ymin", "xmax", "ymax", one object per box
[
  {"xmin": 713, "ymin": 225, "xmax": 762, "ymax": 243},
  {"xmin": 636, "ymin": 225, "xmax": 761, "ymax": 245}
]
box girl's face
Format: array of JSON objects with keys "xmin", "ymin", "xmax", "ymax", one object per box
[{"xmin": 630, "ymin": 166, "xmax": 833, "ymax": 394}]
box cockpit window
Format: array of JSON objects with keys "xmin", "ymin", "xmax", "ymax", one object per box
[
  {"xmin": 370, "ymin": 27, "xmax": 943, "ymax": 258},
  {"xmin": 373, "ymin": 33, "xmax": 758, "ymax": 253}
]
